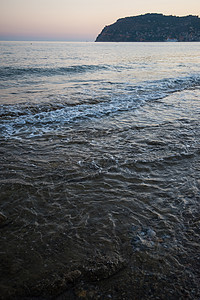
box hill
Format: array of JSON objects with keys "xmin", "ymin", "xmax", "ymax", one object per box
[{"xmin": 95, "ymin": 13, "xmax": 200, "ymax": 42}]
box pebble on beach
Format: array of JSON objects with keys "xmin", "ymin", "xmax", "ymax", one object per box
[{"xmin": 0, "ymin": 212, "xmax": 7, "ymax": 224}]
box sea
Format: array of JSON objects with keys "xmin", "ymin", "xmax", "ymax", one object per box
[{"xmin": 0, "ymin": 41, "xmax": 200, "ymax": 299}]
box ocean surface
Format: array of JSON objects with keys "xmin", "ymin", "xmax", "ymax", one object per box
[{"xmin": 0, "ymin": 41, "xmax": 200, "ymax": 299}]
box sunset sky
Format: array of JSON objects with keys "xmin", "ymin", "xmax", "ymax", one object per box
[{"xmin": 0, "ymin": 0, "xmax": 200, "ymax": 41}]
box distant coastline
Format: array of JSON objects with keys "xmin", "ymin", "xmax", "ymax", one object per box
[{"xmin": 95, "ymin": 13, "xmax": 200, "ymax": 42}]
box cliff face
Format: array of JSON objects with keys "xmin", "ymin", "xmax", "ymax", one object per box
[{"xmin": 95, "ymin": 13, "xmax": 200, "ymax": 42}]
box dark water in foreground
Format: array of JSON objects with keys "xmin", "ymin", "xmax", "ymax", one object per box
[{"xmin": 0, "ymin": 42, "xmax": 200, "ymax": 299}]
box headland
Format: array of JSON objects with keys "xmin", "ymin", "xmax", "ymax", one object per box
[{"xmin": 95, "ymin": 13, "xmax": 200, "ymax": 42}]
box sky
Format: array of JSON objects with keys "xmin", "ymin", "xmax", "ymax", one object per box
[{"xmin": 0, "ymin": 0, "xmax": 200, "ymax": 41}]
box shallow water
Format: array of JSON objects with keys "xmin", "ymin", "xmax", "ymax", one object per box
[{"xmin": 0, "ymin": 42, "xmax": 200, "ymax": 299}]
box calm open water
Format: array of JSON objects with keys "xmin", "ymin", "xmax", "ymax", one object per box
[{"xmin": 0, "ymin": 42, "xmax": 200, "ymax": 299}]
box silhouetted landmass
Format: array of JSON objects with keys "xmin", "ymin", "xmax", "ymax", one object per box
[{"xmin": 95, "ymin": 13, "xmax": 200, "ymax": 42}]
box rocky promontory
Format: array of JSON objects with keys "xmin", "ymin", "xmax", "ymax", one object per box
[{"xmin": 95, "ymin": 13, "xmax": 200, "ymax": 42}]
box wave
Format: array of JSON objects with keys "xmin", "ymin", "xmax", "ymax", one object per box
[
  {"xmin": 127, "ymin": 74, "xmax": 200, "ymax": 97},
  {"xmin": 0, "ymin": 64, "xmax": 108, "ymax": 80},
  {"xmin": 0, "ymin": 74, "xmax": 199, "ymax": 138}
]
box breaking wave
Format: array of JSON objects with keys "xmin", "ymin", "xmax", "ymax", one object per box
[{"xmin": 0, "ymin": 74, "xmax": 199, "ymax": 138}]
